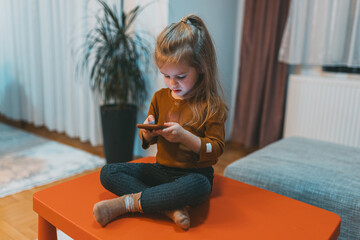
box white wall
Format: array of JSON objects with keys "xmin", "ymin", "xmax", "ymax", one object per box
[{"xmin": 168, "ymin": 0, "xmax": 244, "ymax": 140}]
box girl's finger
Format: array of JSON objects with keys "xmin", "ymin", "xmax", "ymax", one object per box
[
  {"xmin": 161, "ymin": 125, "xmax": 176, "ymax": 132},
  {"xmin": 147, "ymin": 115, "xmax": 155, "ymax": 123}
]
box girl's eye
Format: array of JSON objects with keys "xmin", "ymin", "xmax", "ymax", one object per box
[
  {"xmin": 164, "ymin": 75, "xmax": 170, "ymax": 79},
  {"xmin": 177, "ymin": 75, "xmax": 186, "ymax": 79}
]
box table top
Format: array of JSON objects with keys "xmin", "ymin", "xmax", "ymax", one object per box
[{"xmin": 33, "ymin": 157, "xmax": 340, "ymax": 240}]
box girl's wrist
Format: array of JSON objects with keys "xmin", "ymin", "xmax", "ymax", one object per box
[
  {"xmin": 181, "ymin": 130, "xmax": 201, "ymax": 154},
  {"xmin": 179, "ymin": 129, "xmax": 190, "ymax": 144}
]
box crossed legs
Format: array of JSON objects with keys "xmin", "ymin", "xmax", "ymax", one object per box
[{"xmin": 93, "ymin": 163, "xmax": 212, "ymax": 230}]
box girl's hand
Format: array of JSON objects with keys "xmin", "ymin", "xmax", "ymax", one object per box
[
  {"xmin": 144, "ymin": 115, "xmax": 155, "ymax": 125},
  {"xmin": 159, "ymin": 122, "xmax": 186, "ymax": 143},
  {"xmin": 141, "ymin": 115, "xmax": 159, "ymax": 141}
]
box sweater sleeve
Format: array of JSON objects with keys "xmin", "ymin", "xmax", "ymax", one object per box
[
  {"xmin": 198, "ymin": 113, "xmax": 226, "ymax": 163},
  {"xmin": 138, "ymin": 94, "xmax": 159, "ymax": 149}
]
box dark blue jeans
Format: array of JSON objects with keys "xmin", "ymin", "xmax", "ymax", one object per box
[{"xmin": 100, "ymin": 162, "xmax": 214, "ymax": 213}]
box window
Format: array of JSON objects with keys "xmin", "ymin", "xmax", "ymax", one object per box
[{"xmin": 322, "ymin": 66, "xmax": 360, "ymax": 74}]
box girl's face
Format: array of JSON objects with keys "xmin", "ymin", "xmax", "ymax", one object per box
[{"xmin": 160, "ymin": 62, "xmax": 199, "ymax": 100}]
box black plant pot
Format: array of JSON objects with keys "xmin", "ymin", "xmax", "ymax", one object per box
[{"xmin": 100, "ymin": 104, "xmax": 137, "ymax": 163}]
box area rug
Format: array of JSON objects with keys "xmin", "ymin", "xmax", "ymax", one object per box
[{"xmin": 0, "ymin": 122, "xmax": 105, "ymax": 198}]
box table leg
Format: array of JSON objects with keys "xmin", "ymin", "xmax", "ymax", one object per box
[{"xmin": 38, "ymin": 215, "xmax": 57, "ymax": 240}]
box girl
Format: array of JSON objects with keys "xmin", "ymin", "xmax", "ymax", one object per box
[{"xmin": 93, "ymin": 14, "xmax": 228, "ymax": 230}]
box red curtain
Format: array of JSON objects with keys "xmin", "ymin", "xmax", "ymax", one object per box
[{"xmin": 231, "ymin": 0, "xmax": 290, "ymax": 148}]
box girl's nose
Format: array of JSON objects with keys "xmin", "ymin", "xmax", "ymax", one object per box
[{"xmin": 170, "ymin": 78, "xmax": 177, "ymax": 86}]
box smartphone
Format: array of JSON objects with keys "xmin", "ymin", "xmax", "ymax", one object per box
[{"xmin": 136, "ymin": 124, "xmax": 167, "ymax": 130}]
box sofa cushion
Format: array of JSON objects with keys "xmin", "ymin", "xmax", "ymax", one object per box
[{"xmin": 224, "ymin": 137, "xmax": 360, "ymax": 240}]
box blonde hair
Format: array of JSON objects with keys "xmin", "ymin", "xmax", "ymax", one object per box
[{"xmin": 154, "ymin": 14, "xmax": 228, "ymax": 129}]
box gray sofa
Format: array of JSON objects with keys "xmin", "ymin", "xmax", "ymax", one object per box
[{"xmin": 224, "ymin": 137, "xmax": 360, "ymax": 240}]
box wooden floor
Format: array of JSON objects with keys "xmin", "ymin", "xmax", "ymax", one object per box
[{"xmin": 0, "ymin": 116, "xmax": 256, "ymax": 239}]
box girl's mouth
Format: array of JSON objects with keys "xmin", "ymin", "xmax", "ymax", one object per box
[{"xmin": 173, "ymin": 89, "xmax": 181, "ymax": 94}]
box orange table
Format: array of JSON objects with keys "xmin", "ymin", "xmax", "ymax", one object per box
[{"xmin": 33, "ymin": 157, "xmax": 340, "ymax": 240}]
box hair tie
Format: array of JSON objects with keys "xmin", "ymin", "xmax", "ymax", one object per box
[{"xmin": 181, "ymin": 17, "xmax": 187, "ymax": 24}]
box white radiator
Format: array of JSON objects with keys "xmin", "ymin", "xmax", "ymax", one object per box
[{"xmin": 283, "ymin": 74, "xmax": 360, "ymax": 148}]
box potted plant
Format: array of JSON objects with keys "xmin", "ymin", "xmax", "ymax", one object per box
[{"xmin": 79, "ymin": 0, "xmax": 152, "ymax": 163}]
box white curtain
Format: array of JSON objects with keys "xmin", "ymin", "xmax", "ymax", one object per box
[
  {"xmin": 0, "ymin": 0, "xmax": 103, "ymax": 145},
  {"xmin": 279, "ymin": 0, "xmax": 360, "ymax": 67},
  {"xmin": 0, "ymin": 0, "xmax": 168, "ymax": 152}
]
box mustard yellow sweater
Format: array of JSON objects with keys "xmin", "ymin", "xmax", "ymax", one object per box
[{"xmin": 140, "ymin": 88, "xmax": 225, "ymax": 169}]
